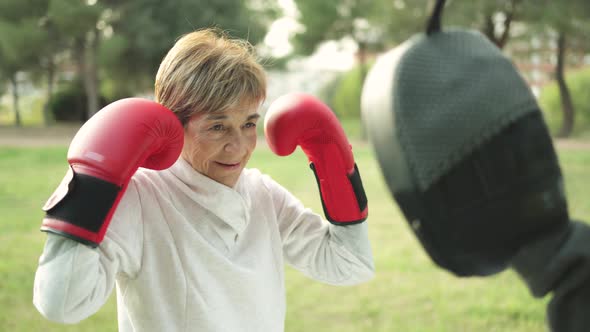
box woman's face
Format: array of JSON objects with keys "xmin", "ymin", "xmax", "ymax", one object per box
[{"xmin": 182, "ymin": 103, "xmax": 260, "ymax": 187}]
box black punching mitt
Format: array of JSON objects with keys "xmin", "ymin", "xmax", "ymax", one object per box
[{"xmin": 361, "ymin": 28, "xmax": 570, "ymax": 276}]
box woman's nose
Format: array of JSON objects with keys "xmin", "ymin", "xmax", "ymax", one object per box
[{"xmin": 224, "ymin": 130, "xmax": 244, "ymax": 153}]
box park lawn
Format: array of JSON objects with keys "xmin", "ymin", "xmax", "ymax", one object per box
[{"xmin": 1, "ymin": 143, "xmax": 588, "ymax": 332}]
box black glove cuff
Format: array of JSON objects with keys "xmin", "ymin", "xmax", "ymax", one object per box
[
  {"xmin": 43, "ymin": 172, "xmax": 121, "ymax": 234},
  {"xmin": 310, "ymin": 163, "xmax": 368, "ymax": 225},
  {"xmin": 349, "ymin": 164, "xmax": 368, "ymax": 213}
]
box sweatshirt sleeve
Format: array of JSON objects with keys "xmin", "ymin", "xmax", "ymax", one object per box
[
  {"xmin": 33, "ymin": 180, "xmax": 143, "ymax": 324},
  {"xmin": 511, "ymin": 221, "xmax": 590, "ymax": 332},
  {"xmin": 263, "ymin": 175, "xmax": 375, "ymax": 286}
]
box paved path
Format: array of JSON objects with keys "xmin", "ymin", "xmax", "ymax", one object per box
[{"xmin": 0, "ymin": 125, "xmax": 79, "ymax": 147}]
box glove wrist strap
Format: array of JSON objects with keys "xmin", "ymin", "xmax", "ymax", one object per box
[
  {"xmin": 310, "ymin": 162, "xmax": 368, "ymax": 225},
  {"xmin": 42, "ymin": 172, "xmax": 121, "ymax": 247}
]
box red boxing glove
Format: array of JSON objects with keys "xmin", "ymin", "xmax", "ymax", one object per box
[
  {"xmin": 41, "ymin": 98, "xmax": 184, "ymax": 247},
  {"xmin": 264, "ymin": 93, "xmax": 368, "ymax": 225}
]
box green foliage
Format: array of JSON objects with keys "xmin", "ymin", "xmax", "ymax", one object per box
[
  {"xmin": 0, "ymin": 0, "xmax": 278, "ymax": 125},
  {"xmin": 292, "ymin": 0, "xmax": 341, "ymax": 54},
  {"xmin": 47, "ymin": 0, "xmax": 102, "ymax": 39},
  {"xmin": 98, "ymin": 34, "xmax": 144, "ymax": 100},
  {"xmin": 0, "ymin": 0, "xmax": 45, "ymax": 19},
  {"xmin": 521, "ymin": 0, "xmax": 590, "ymax": 36},
  {"xmin": 333, "ymin": 67, "xmax": 363, "ymax": 119},
  {"xmin": 48, "ymin": 82, "xmax": 86, "ymax": 122},
  {"xmin": 292, "ymin": 0, "xmax": 381, "ymax": 55},
  {"xmin": 49, "ymin": 81, "xmax": 108, "ymax": 122},
  {"xmin": 539, "ymin": 68, "xmax": 590, "ymax": 136},
  {"xmin": 99, "ymin": 77, "xmax": 138, "ymax": 103},
  {"xmin": 317, "ymin": 73, "xmax": 342, "ymax": 109},
  {"xmin": 99, "ymin": 0, "xmax": 278, "ymax": 90},
  {"xmin": 445, "ymin": 0, "xmax": 519, "ymax": 28},
  {"xmin": 371, "ymin": 0, "xmax": 430, "ymax": 46},
  {"xmin": 0, "ymin": 1, "xmax": 48, "ymax": 75},
  {"xmin": 330, "ymin": 65, "xmax": 369, "ymax": 119},
  {"xmin": 319, "ymin": 64, "xmax": 372, "ymax": 140}
]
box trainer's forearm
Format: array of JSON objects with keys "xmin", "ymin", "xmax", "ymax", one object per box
[{"xmin": 511, "ymin": 221, "xmax": 590, "ymax": 332}]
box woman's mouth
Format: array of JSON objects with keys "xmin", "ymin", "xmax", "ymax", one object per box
[{"xmin": 215, "ymin": 161, "xmax": 241, "ymax": 170}]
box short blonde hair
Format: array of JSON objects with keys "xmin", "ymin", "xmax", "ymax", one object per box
[{"xmin": 155, "ymin": 28, "xmax": 267, "ymax": 126}]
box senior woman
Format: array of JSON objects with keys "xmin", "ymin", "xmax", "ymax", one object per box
[{"xmin": 33, "ymin": 28, "xmax": 374, "ymax": 332}]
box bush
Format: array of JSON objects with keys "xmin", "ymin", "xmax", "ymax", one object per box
[
  {"xmin": 49, "ymin": 81, "xmax": 108, "ymax": 122},
  {"xmin": 317, "ymin": 73, "xmax": 342, "ymax": 112},
  {"xmin": 538, "ymin": 67, "xmax": 590, "ymax": 136},
  {"xmin": 100, "ymin": 77, "xmax": 138, "ymax": 102},
  {"xmin": 331, "ymin": 65, "xmax": 366, "ymax": 119}
]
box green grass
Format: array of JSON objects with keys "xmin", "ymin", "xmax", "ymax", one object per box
[{"xmin": 1, "ymin": 143, "xmax": 589, "ymax": 331}]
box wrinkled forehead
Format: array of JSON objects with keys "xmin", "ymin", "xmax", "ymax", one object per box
[
  {"xmin": 207, "ymin": 106, "xmax": 261, "ymax": 120},
  {"xmin": 188, "ymin": 100, "xmax": 261, "ymax": 125}
]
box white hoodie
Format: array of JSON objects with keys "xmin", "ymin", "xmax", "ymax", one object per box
[{"xmin": 33, "ymin": 158, "xmax": 374, "ymax": 332}]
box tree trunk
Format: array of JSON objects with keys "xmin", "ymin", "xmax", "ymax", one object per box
[
  {"xmin": 556, "ymin": 31, "xmax": 575, "ymax": 138},
  {"xmin": 482, "ymin": 13, "xmax": 497, "ymax": 46},
  {"xmin": 497, "ymin": 0, "xmax": 520, "ymax": 49},
  {"xmin": 84, "ymin": 28, "xmax": 100, "ymax": 120},
  {"xmin": 481, "ymin": 2, "xmax": 516, "ymax": 50},
  {"xmin": 74, "ymin": 37, "xmax": 88, "ymax": 122},
  {"xmin": 357, "ymin": 39, "xmax": 368, "ymax": 141},
  {"xmin": 43, "ymin": 57, "xmax": 55, "ymax": 126},
  {"xmin": 496, "ymin": 10, "xmax": 513, "ymax": 49},
  {"xmin": 10, "ymin": 74, "xmax": 22, "ymax": 127}
]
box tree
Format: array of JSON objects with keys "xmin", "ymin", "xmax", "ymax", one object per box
[
  {"xmin": 293, "ymin": 0, "xmax": 382, "ymax": 75},
  {"xmin": 444, "ymin": 0, "xmax": 524, "ymax": 49},
  {"xmin": 37, "ymin": 16, "xmax": 60, "ymax": 125},
  {"xmin": 373, "ymin": 0, "xmax": 430, "ymax": 46},
  {"xmin": 364, "ymin": 0, "xmax": 527, "ymax": 50},
  {"xmin": 37, "ymin": 0, "xmax": 80, "ymax": 125},
  {"xmin": 0, "ymin": 0, "xmax": 48, "ymax": 126},
  {"xmin": 1, "ymin": 0, "xmax": 277, "ymax": 123},
  {"xmin": 45, "ymin": 0, "xmax": 103, "ymax": 120},
  {"xmin": 520, "ymin": 0, "xmax": 590, "ymax": 137},
  {"xmin": 293, "ymin": 0, "xmax": 386, "ymax": 140},
  {"xmin": 98, "ymin": 0, "xmax": 278, "ymax": 97},
  {"xmin": 432, "ymin": 0, "xmax": 590, "ymax": 137}
]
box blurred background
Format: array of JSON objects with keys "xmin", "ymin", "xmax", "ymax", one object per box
[
  {"xmin": 0, "ymin": 0, "xmax": 589, "ymax": 137},
  {"xmin": 1, "ymin": 0, "xmax": 590, "ymax": 331}
]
